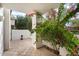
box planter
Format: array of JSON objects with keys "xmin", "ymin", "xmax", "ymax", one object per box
[
  {"xmin": 41, "ymin": 41, "xmax": 69, "ymax": 56},
  {"xmin": 31, "ymin": 32, "xmax": 43, "ymax": 49},
  {"xmin": 59, "ymin": 47, "xmax": 68, "ymax": 56},
  {"xmin": 42, "ymin": 40, "xmax": 54, "ymax": 49},
  {"xmin": 36, "ymin": 35, "xmax": 43, "ymax": 49},
  {"xmin": 36, "ymin": 39, "xmax": 43, "ymax": 49}
]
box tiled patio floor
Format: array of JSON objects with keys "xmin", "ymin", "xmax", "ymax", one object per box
[{"xmin": 3, "ymin": 39, "xmax": 56, "ymax": 56}]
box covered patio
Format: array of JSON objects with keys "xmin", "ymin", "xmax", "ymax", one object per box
[{"xmin": 0, "ymin": 3, "xmax": 59, "ymax": 56}]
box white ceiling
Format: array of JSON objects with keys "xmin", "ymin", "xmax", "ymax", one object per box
[{"xmin": 1, "ymin": 3, "xmax": 59, "ymax": 13}]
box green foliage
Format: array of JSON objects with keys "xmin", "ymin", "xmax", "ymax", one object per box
[
  {"xmin": 68, "ymin": 19, "xmax": 79, "ymax": 34},
  {"xmin": 35, "ymin": 3, "xmax": 79, "ymax": 55},
  {"xmin": 25, "ymin": 16, "xmax": 32, "ymax": 31},
  {"xmin": 60, "ymin": 4, "xmax": 79, "ymax": 25},
  {"xmin": 15, "ymin": 16, "xmax": 32, "ymax": 31},
  {"xmin": 36, "ymin": 11, "xmax": 43, "ymax": 18},
  {"xmin": 69, "ymin": 20, "xmax": 79, "ymax": 27},
  {"xmin": 15, "ymin": 16, "xmax": 26, "ymax": 29}
]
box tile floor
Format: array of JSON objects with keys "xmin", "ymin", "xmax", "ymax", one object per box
[{"xmin": 3, "ymin": 39, "xmax": 56, "ymax": 56}]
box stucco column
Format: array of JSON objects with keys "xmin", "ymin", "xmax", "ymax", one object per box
[
  {"xmin": 0, "ymin": 17, "xmax": 4, "ymax": 55},
  {"xmin": 3, "ymin": 9, "xmax": 11, "ymax": 51},
  {"xmin": 31, "ymin": 14, "xmax": 36, "ymax": 49}
]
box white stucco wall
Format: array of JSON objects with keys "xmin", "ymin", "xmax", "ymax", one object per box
[
  {"xmin": 12, "ymin": 30, "xmax": 31, "ymax": 40},
  {"xmin": 11, "ymin": 20, "xmax": 15, "ymax": 25},
  {"xmin": 0, "ymin": 21, "xmax": 3, "ymax": 56},
  {"xmin": 31, "ymin": 15, "xmax": 36, "ymax": 49}
]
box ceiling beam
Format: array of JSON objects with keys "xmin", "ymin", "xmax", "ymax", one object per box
[{"xmin": 1, "ymin": 3, "xmax": 59, "ymax": 13}]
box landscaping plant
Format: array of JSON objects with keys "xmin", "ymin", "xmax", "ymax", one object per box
[
  {"xmin": 35, "ymin": 3, "xmax": 79, "ymax": 55},
  {"xmin": 15, "ymin": 16, "xmax": 32, "ymax": 31}
]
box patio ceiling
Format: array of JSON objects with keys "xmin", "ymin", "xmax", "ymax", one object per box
[{"xmin": 1, "ymin": 3, "xmax": 59, "ymax": 13}]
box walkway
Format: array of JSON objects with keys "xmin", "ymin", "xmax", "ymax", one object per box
[{"xmin": 3, "ymin": 39, "xmax": 56, "ymax": 56}]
